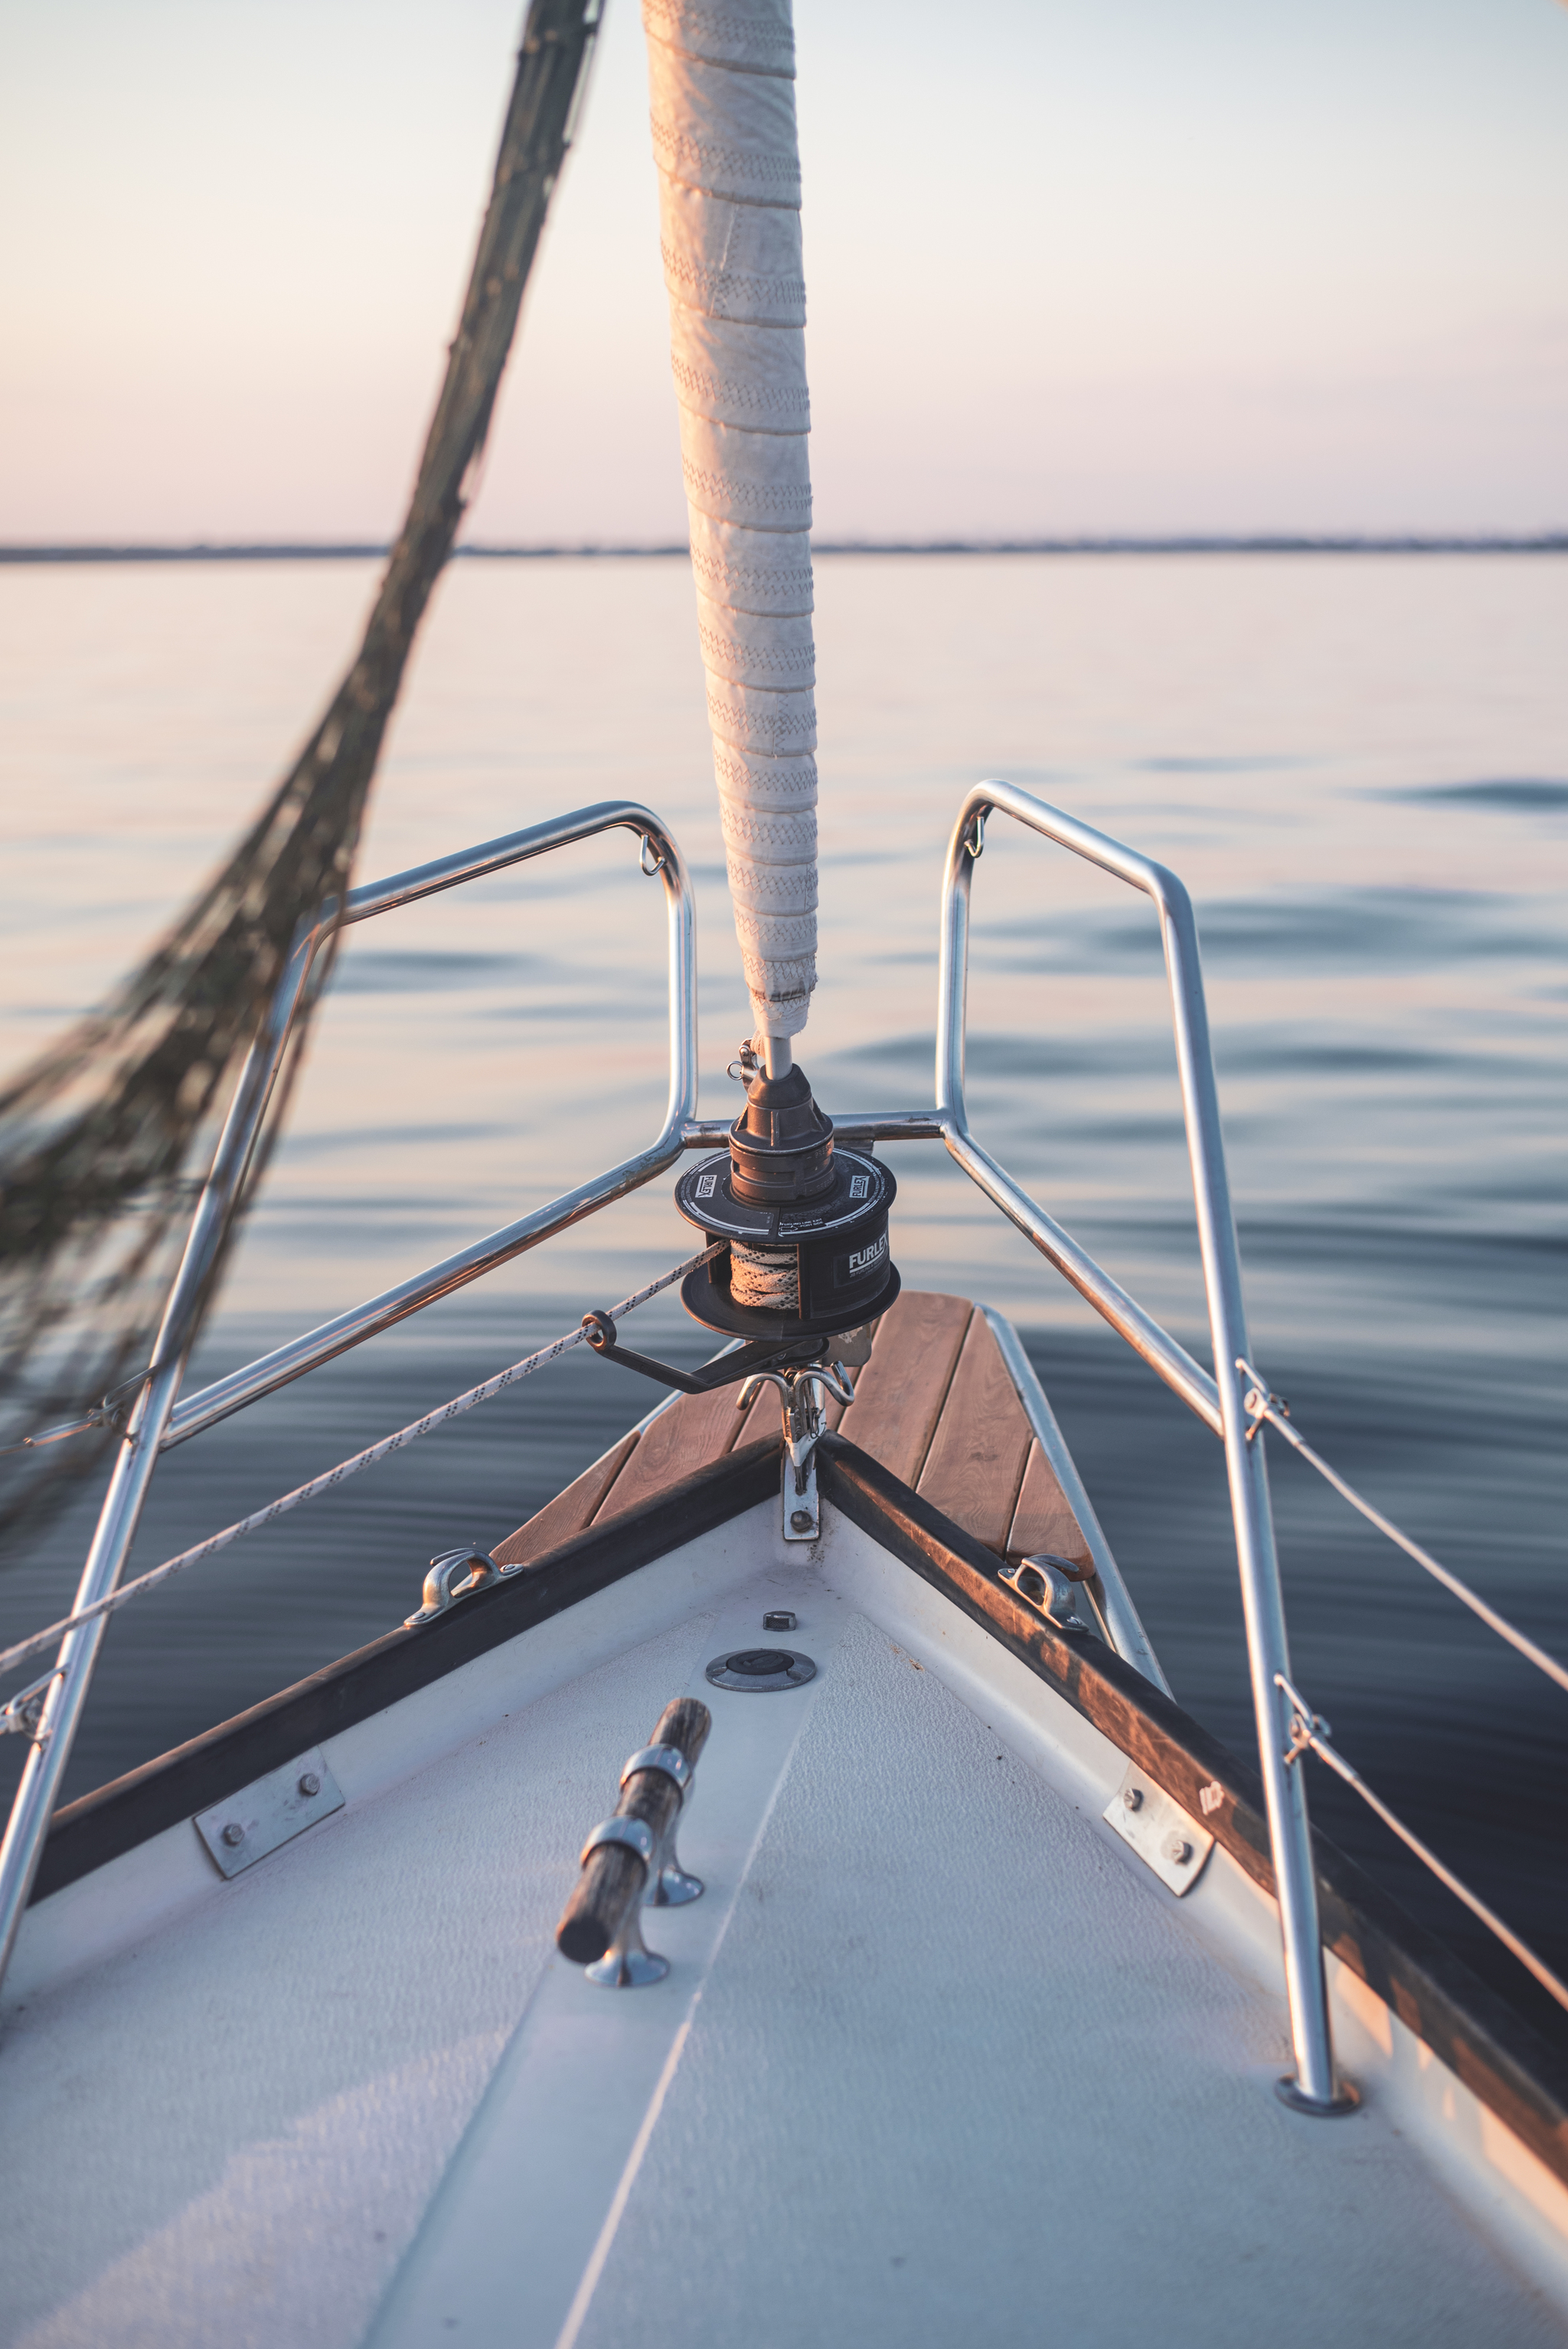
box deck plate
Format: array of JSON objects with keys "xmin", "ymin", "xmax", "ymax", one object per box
[
  {"xmin": 1102, "ymin": 1760, "xmax": 1214, "ymax": 1894},
  {"xmin": 193, "ymin": 1745, "xmax": 345, "ymax": 1878}
]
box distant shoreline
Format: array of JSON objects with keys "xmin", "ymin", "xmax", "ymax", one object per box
[{"xmin": 2, "ymin": 534, "xmax": 1565, "ymax": 565}]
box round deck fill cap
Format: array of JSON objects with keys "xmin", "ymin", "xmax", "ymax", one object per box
[
  {"xmin": 729, "ymin": 1648, "xmax": 790, "ymax": 1675},
  {"xmin": 706, "ymin": 1648, "xmax": 817, "ymax": 1693}
]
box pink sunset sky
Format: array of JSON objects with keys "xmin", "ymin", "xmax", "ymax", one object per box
[{"xmin": 2, "ymin": 0, "xmax": 1566, "ymax": 544}]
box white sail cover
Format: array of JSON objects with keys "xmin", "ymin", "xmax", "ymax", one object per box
[{"xmin": 642, "ymin": 0, "xmax": 817, "ymax": 1041}]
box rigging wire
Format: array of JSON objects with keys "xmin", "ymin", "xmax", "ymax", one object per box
[
  {"xmin": 1239, "ymin": 1361, "xmax": 1568, "ymax": 1699},
  {"xmin": 0, "ymin": 1243, "xmax": 720, "ymax": 1697},
  {"xmin": 1276, "ymin": 1673, "xmax": 1568, "ymax": 2017}
]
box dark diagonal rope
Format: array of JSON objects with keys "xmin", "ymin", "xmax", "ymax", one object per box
[{"xmin": 0, "ymin": 0, "xmax": 603, "ymax": 1541}]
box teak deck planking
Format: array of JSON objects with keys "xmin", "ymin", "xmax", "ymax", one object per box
[
  {"xmin": 1006, "ymin": 1439, "xmax": 1094, "ymax": 1573},
  {"xmin": 913, "ymin": 1307, "xmax": 1034, "ymax": 1556},
  {"xmin": 493, "ymin": 1291, "xmax": 1092, "ymax": 1574}
]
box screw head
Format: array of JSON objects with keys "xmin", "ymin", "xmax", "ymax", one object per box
[
  {"xmin": 789, "ymin": 1511, "xmax": 813, "ymax": 1533},
  {"xmin": 1122, "ymin": 1786, "xmax": 1143, "ymax": 1812},
  {"xmin": 298, "ymin": 1772, "xmax": 322, "ymax": 1799},
  {"xmin": 763, "ymin": 1610, "xmax": 798, "ymax": 1631},
  {"xmin": 220, "ymin": 1822, "xmax": 244, "ymax": 1848},
  {"xmin": 1162, "ymin": 1833, "xmax": 1192, "ymax": 1866}
]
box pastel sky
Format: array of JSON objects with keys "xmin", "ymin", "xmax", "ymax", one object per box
[{"xmin": 2, "ymin": 0, "xmax": 1565, "ymax": 542}]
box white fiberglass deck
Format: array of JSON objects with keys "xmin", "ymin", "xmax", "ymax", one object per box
[{"xmin": 2, "ymin": 1501, "xmax": 1564, "ymax": 2347}]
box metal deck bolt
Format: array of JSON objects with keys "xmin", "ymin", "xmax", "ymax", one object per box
[
  {"xmin": 763, "ymin": 1610, "xmax": 797, "ymax": 1631},
  {"xmin": 1163, "ymin": 1833, "xmax": 1192, "ymax": 1866},
  {"xmin": 298, "ymin": 1772, "xmax": 321, "ymax": 1799},
  {"xmin": 220, "ymin": 1822, "xmax": 244, "ymax": 1848},
  {"xmin": 1122, "ymin": 1786, "xmax": 1143, "ymax": 1812},
  {"xmin": 789, "ymin": 1511, "xmax": 812, "ymax": 1533}
]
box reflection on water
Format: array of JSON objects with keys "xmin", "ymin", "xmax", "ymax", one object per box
[{"xmin": 1, "ymin": 554, "xmax": 1564, "ymax": 2035}]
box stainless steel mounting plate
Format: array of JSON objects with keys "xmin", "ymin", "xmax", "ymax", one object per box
[
  {"xmin": 194, "ymin": 1745, "xmax": 345, "ymax": 1879},
  {"xmin": 1102, "ymin": 1761, "xmax": 1214, "ymax": 1896},
  {"xmin": 783, "ymin": 1449, "xmax": 819, "ymax": 1542}
]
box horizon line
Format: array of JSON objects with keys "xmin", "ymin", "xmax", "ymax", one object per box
[{"xmin": 2, "ymin": 532, "xmax": 1566, "ymax": 565}]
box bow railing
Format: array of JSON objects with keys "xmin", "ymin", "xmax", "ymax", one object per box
[{"xmin": 4, "ymin": 782, "xmax": 1559, "ymax": 2093}]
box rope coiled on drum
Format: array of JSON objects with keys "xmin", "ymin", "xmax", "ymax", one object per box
[{"xmin": 727, "ymin": 1240, "xmax": 799, "ymax": 1312}]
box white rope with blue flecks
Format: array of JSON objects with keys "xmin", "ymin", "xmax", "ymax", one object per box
[{"xmin": 0, "ymin": 1244, "xmax": 723, "ymax": 1697}]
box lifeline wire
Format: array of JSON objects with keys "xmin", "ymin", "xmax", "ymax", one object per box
[
  {"xmin": 1276, "ymin": 1675, "xmax": 1568, "ymax": 2017},
  {"xmin": 0, "ymin": 1244, "xmax": 722, "ymax": 1691},
  {"xmin": 1239, "ymin": 1360, "xmax": 1568, "ymax": 1700}
]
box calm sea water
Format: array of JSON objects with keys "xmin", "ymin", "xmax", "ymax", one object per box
[{"xmin": 2, "ymin": 553, "xmax": 1564, "ymax": 2033}]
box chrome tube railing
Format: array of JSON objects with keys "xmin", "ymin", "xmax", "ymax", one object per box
[
  {"xmin": 165, "ymin": 805, "xmax": 696, "ymax": 1446},
  {"xmin": 933, "ymin": 780, "xmax": 1346, "ymax": 2113},
  {"xmin": 0, "ymin": 782, "xmax": 1347, "ymax": 2113},
  {"xmin": 979, "ymin": 1306, "xmax": 1171, "ymax": 1697},
  {"xmin": 0, "ymin": 802, "xmax": 697, "ymax": 1994},
  {"xmin": 675, "ymin": 1112, "xmax": 946, "ymax": 1150},
  {"xmin": 0, "ymin": 907, "xmax": 331, "ymax": 1992}
]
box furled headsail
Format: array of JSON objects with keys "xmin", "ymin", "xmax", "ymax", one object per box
[
  {"xmin": 644, "ymin": 1, "xmax": 900, "ymax": 1343},
  {"xmin": 642, "ymin": 0, "xmax": 818, "ymax": 1057}
]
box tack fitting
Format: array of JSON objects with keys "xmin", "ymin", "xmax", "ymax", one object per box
[{"xmin": 736, "ymin": 1362, "xmax": 855, "ymax": 1544}]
